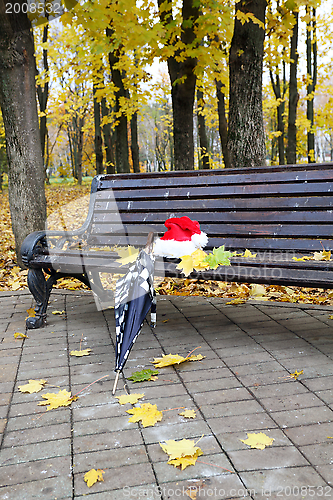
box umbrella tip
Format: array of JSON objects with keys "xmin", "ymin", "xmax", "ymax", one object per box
[{"xmin": 112, "ymin": 371, "xmax": 120, "ymax": 395}]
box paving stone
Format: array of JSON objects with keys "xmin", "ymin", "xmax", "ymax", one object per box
[
  {"xmin": 0, "ymin": 475, "xmax": 72, "ymax": 500},
  {"xmin": 285, "ymin": 421, "xmax": 333, "ymax": 446},
  {"xmin": 299, "ymin": 442, "xmax": 333, "ymax": 465},
  {"xmin": 73, "ymin": 463, "xmax": 156, "ymax": 496},
  {"xmin": 208, "ymin": 412, "xmax": 278, "ymax": 434},
  {"xmin": 270, "ymin": 405, "xmax": 333, "ymax": 428},
  {"xmin": 2, "ymin": 422, "xmax": 71, "ymax": 448},
  {"xmin": 229, "ymin": 446, "xmax": 309, "ymax": 472},
  {"xmin": 259, "ymin": 392, "xmax": 325, "ymax": 412}
]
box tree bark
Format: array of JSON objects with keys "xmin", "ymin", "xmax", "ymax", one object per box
[
  {"xmin": 158, "ymin": 0, "xmax": 199, "ymax": 170},
  {"xmin": 0, "ymin": 4, "xmax": 46, "ymax": 266},
  {"xmin": 93, "ymin": 84, "xmax": 103, "ymax": 175},
  {"xmin": 130, "ymin": 111, "xmax": 140, "ymax": 173},
  {"xmin": 197, "ymin": 89, "xmax": 210, "ymax": 169},
  {"xmin": 101, "ymin": 97, "xmax": 115, "ymax": 174},
  {"xmin": 227, "ymin": 0, "xmax": 267, "ymax": 168},
  {"xmin": 215, "ymin": 80, "xmax": 231, "ymax": 168},
  {"xmin": 36, "ymin": 23, "xmax": 49, "ymax": 178},
  {"xmin": 269, "ymin": 70, "xmax": 285, "ymax": 165},
  {"xmin": 286, "ymin": 11, "xmax": 298, "ymax": 165},
  {"xmin": 106, "ymin": 27, "xmax": 130, "ymax": 174},
  {"xmin": 306, "ymin": 7, "xmax": 317, "ymax": 163}
]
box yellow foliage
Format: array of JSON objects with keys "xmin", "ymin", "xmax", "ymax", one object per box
[
  {"xmin": 84, "ymin": 469, "xmax": 105, "ymax": 488},
  {"xmin": 240, "ymin": 432, "xmax": 274, "ymax": 450},
  {"xmin": 37, "ymin": 389, "xmax": 78, "ymax": 411},
  {"xmin": 115, "ymin": 393, "xmax": 145, "ymax": 405},
  {"xmin": 126, "ymin": 403, "xmax": 163, "ymax": 427},
  {"xmin": 18, "ymin": 379, "xmax": 47, "ymax": 394}
]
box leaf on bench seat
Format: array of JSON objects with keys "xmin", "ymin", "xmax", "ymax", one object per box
[{"xmin": 115, "ymin": 246, "xmax": 139, "ymax": 266}]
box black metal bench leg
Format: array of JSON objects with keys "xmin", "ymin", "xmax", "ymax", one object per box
[{"xmin": 26, "ymin": 269, "xmax": 57, "ymax": 329}]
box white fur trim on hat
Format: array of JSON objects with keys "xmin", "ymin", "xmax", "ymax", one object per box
[{"xmin": 153, "ymin": 231, "xmax": 208, "ymax": 258}]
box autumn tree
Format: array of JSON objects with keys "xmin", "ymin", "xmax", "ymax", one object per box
[
  {"xmin": 286, "ymin": 8, "xmax": 298, "ymax": 164},
  {"xmin": 306, "ymin": 5, "xmax": 317, "ymax": 162},
  {"xmin": 0, "ymin": 3, "xmax": 46, "ymax": 266},
  {"xmin": 227, "ymin": 0, "xmax": 267, "ymax": 168},
  {"xmin": 157, "ymin": 0, "xmax": 200, "ymax": 170}
]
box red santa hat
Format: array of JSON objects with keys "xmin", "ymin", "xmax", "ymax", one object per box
[{"xmin": 153, "ymin": 216, "xmax": 208, "ymax": 258}]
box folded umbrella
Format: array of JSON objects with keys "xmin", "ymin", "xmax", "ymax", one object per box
[{"xmin": 112, "ymin": 234, "xmax": 156, "ymax": 394}]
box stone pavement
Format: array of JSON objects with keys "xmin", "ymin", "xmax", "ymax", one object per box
[{"xmin": 1, "ymin": 289, "xmax": 333, "ymax": 500}]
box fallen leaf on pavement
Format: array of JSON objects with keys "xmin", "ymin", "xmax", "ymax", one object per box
[
  {"xmin": 70, "ymin": 349, "xmax": 92, "ymax": 357},
  {"xmin": 128, "ymin": 369, "xmax": 159, "ymax": 382},
  {"xmin": 115, "ymin": 393, "xmax": 144, "ymax": 405},
  {"xmin": 37, "ymin": 389, "xmax": 78, "ymax": 411},
  {"xmin": 151, "ymin": 352, "xmax": 205, "ymax": 368},
  {"xmin": 290, "ymin": 369, "xmax": 303, "ymax": 380},
  {"xmin": 52, "ymin": 310, "xmax": 65, "ymax": 315},
  {"xmin": 84, "ymin": 469, "xmax": 105, "ymax": 488},
  {"xmin": 14, "ymin": 332, "xmax": 28, "ymax": 339},
  {"xmin": 18, "ymin": 379, "xmax": 47, "ymax": 394},
  {"xmin": 25, "ymin": 308, "xmax": 36, "ymax": 318},
  {"xmin": 179, "ymin": 409, "xmax": 196, "ymax": 419},
  {"xmin": 160, "ymin": 438, "xmax": 203, "ymax": 470},
  {"xmin": 240, "ymin": 432, "xmax": 274, "ymax": 450},
  {"xmin": 126, "ymin": 403, "xmax": 163, "ymax": 427}
]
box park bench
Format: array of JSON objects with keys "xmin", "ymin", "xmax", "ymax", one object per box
[{"xmin": 21, "ymin": 162, "xmax": 333, "ymax": 329}]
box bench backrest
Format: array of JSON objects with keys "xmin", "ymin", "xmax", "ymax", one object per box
[{"xmin": 85, "ymin": 163, "xmax": 333, "ymax": 255}]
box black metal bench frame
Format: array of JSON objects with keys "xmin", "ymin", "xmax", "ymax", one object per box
[{"xmin": 21, "ymin": 162, "xmax": 333, "ymax": 329}]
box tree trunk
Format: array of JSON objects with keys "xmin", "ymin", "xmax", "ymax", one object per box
[
  {"xmin": 269, "ymin": 71, "xmax": 285, "ymax": 165},
  {"xmin": 197, "ymin": 89, "xmax": 210, "ymax": 169},
  {"xmin": 306, "ymin": 7, "xmax": 317, "ymax": 163},
  {"xmin": 227, "ymin": 0, "xmax": 267, "ymax": 168},
  {"xmin": 158, "ymin": 0, "xmax": 199, "ymax": 170},
  {"xmin": 106, "ymin": 27, "xmax": 130, "ymax": 174},
  {"xmin": 101, "ymin": 97, "xmax": 115, "ymax": 174},
  {"xmin": 93, "ymin": 84, "xmax": 103, "ymax": 175},
  {"xmin": 36, "ymin": 23, "xmax": 49, "ymax": 177},
  {"xmin": 0, "ymin": 6, "xmax": 46, "ymax": 266},
  {"xmin": 286, "ymin": 11, "xmax": 298, "ymax": 165},
  {"xmin": 130, "ymin": 111, "xmax": 140, "ymax": 173},
  {"xmin": 215, "ymin": 80, "xmax": 231, "ymax": 168}
]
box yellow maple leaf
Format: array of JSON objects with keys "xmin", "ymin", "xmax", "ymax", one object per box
[
  {"xmin": 84, "ymin": 468, "xmax": 105, "ymax": 488},
  {"xmin": 126, "ymin": 403, "xmax": 163, "ymax": 427},
  {"xmin": 152, "ymin": 352, "xmax": 205, "ymax": 368},
  {"xmin": 70, "ymin": 348, "xmax": 92, "ymax": 357},
  {"xmin": 191, "ymin": 249, "xmax": 210, "ymax": 271},
  {"xmin": 152, "ymin": 353, "xmax": 187, "ymax": 367},
  {"xmin": 290, "ymin": 369, "xmax": 303, "ymax": 380},
  {"xmin": 14, "ymin": 332, "xmax": 28, "ymax": 339},
  {"xmin": 115, "ymin": 393, "xmax": 144, "ymax": 405},
  {"xmin": 240, "ymin": 432, "xmax": 274, "ymax": 450},
  {"xmin": 18, "ymin": 379, "xmax": 47, "ymax": 394},
  {"xmin": 26, "ymin": 308, "xmax": 36, "ymax": 318},
  {"xmin": 292, "ymin": 256, "xmax": 312, "ymax": 261},
  {"xmin": 168, "ymin": 449, "xmax": 203, "ymax": 470},
  {"xmin": 179, "ymin": 409, "xmax": 196, "ymax": 419},
  {"xmin": 52, "ymin": 310, "xmax": 65, "ymax": 315},
  {"xmin": 313, "ymin": 250, "xmax": 331, "ymax": 261},
  {"xmin": 226, "ymin": 298, "xmax": 246, "ymax": 305},
  {"xmin": 176, "ymin": 255, "xmax": 194, "ymax": 277},
  {"xmin": 187, "ymin": 354, "xmax": 205, "ymax": 362},
  {"xmin": 160, "ymin": 438, "xmax": 203, "ymax": 462},
  {"xmin": 37, "ymin": 389, "xmax": 78, "ymax": 411},
  {"xmin": 243, "ymin": 249, "xmax": 257, "ymax": 258},
  {"xmin": 116, "ymin": 246, "xmax": 139, "ymax": 266}
]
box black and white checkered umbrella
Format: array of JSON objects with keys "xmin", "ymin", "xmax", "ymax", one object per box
[{"xmin": 112, "ymin": 247, "xmax": 156, "ymax": 394}]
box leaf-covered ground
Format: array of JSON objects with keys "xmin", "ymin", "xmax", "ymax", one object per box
[{"xmin": 1, "ymin": 184, "xmax": 333, "ymax": 306}]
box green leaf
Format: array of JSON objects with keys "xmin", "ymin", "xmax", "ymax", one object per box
[
  {"xmin": 203, "ymin": 245, "xmax": 235, "ymax": 269},
  {"xmin": 128, "ymin": 369, "xmax": 159, "ymax": 383}
]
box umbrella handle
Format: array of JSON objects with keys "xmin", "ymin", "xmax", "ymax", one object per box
[
  {"xmin": 112, "ymin": 370, "xmax": 121, "ymax": 395},
  {"xmin": 145, "ymin": 232, "xmax": 154, "ymax": 254}
]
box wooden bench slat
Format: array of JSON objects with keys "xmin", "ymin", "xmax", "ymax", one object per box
[
  {"xmin": 95, "ymin": 197, "xmax": 333, "ymax": 212},
  {"xmin": 92, "ymin": 210, "xmax": 332, "ymax": 225},
  {"xmin": 95, "ymin": 182, "xmax": 333, "ymax": 201},
  {"xmin": 95, "ymin": 164, "xmax": 333, "ymax": 190}
]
